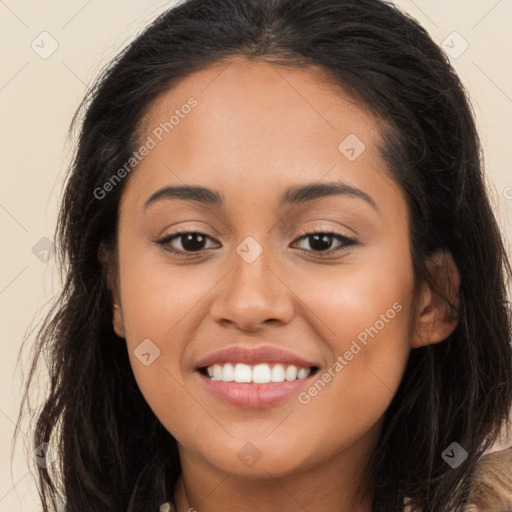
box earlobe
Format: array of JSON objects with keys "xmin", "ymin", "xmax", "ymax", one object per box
[
  {"xmin": 112, "ymin": 303, "xmax": 126, "ymax": 338},
  {"xmin": 412, "ymin": 251, "xmax": 460, "ymax": 348},
  {"xmin": 109, "ymin": 280, "xmax": 126, "ymax": 338}
]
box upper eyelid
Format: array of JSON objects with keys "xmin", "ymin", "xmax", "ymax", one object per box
[
  {"xmin": 158, "ymin": 227, "xmax": 354, "ymax": 243},
  {"xmin": 157, "ymin": 229, "xmax": 356, "ymax": 255}
]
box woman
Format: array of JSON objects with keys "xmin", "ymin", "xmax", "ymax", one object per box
[{"xmin": 17, "ymin": 0, "xmax": 512, "ymax": 511}]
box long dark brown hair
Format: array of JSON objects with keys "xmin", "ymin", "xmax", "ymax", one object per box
[{"xmin": 16, "ymin": 0, "xmax": 512, "ymax": 510}]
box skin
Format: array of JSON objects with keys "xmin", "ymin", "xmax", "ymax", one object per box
[{"xmin": 109, "ymin": 56, "xmax": 459, "ymax": 512}]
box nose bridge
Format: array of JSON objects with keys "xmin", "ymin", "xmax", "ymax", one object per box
[
  {"xmin": 210, "ymin": 234, "xmax": 294, "ymax": 330},
  {"xmin": 233, "ymin": 235, "xmax": 275, "ymax": 294}
]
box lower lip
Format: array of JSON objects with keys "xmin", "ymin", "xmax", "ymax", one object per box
[{"xmin": 197, "ymin": 371, "xmax": 315, "ymax": 408}]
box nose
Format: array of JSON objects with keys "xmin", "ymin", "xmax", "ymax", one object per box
[{"xmin": 209, "ymin": 246, "xmax": 295, "ymax": 332}]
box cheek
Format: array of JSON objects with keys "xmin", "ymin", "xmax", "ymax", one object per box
[
  {"xmin": 116, "ymin": 241, "xmax": 218, "ymax": 408},
  {"xmin": 118, "ymin": 235, "xmax": 216, "ymax": 345},
  {"xmin": 289, "ymin": 253, "xmax": 415, "ymax": 408},
  {"xmin": 301, "ymin": 250, "xmax": 414, "ymax": 358}
]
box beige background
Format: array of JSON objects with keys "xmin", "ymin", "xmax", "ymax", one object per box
[{"xmin": 1, "ymin": 1, "xmax": 511, "ymax": 509}]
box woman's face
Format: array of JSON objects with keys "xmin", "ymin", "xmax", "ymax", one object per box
[{"xmin": 113, "ymin": 56, "xmax": 419, "ymax": 478}]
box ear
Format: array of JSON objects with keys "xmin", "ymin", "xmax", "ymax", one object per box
[
  {"xmin": 412, "ymin": 251, "xmax": 460, "ymax": 348},
  {"xmin": 99, "ymin": 241, "xmax": 126, "ymax": 338},
  {"xmin": 111, "ymin": 284, "xmax": 126, "ymax": 339}
]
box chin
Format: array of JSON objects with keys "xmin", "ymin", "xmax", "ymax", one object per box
[{"xmin": 200, "ymin": 437, "xmax": 315, "ymax": 478}]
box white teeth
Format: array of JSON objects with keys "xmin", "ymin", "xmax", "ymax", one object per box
[
  {"xmin": 271, "ymin": 364, "xmax": 285, "ymax": 382},
  {"xmin": 285, "ymin": 365, "xmax": 298, "ymax": 381},
  {"xmin": 297, "ymin": 367, "xmax": 311, "ymax": 379},
  {"xmin": 221, "ymin": 362, "xmax": 234, "ymax": 382},
  {"xmin": 234, "ymin": 363, "xmax": 252, "ymax": 383},
  {"xmin": 212, "ymin": 364, "xmax": 222, "ymax": 380},
  {"xmin": 252, "ymin": 363, "xmax": 271, "ymax": 384},
  {"xmin": 205, "ymin": 362, "xmax": 313, "ymax": 383}
]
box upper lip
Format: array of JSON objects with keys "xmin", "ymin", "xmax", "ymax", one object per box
[{"xmin": 195, "ymin": 346, "xmax": 319, "ymax": 369}]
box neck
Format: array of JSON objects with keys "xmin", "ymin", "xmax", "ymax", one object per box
[{"xmin": 172, "ymin": 428, "xmax": 377, "ymax": 512}]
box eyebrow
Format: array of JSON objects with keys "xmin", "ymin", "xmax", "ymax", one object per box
[
  {"xmin": 144, "ymin": 182, "xmax": 378, "ymax": 211},
  {"xmin": 280, "ymin": 182, "xmax": 378, "ymax": 211}
]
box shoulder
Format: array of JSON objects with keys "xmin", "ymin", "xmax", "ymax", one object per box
[{"xmin": 465, "ymin": 447, "xmax": 512, "ymax": 512}]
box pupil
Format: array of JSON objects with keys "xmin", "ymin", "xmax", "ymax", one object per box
[
  {"xmin": 310, "ymin": 234, "xmax": 332, "ymax": 251},
  {"xmin": 179, "ymin": 234, "xmax": 334, "ymax": 252},
  {"xmin": 182, "ymin": 233, "xmax": 205, "ymax": 251}
]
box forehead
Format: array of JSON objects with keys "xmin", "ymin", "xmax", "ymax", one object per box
[
  {"xmin": 123, "ymin": 56, "xmax": 396, "ymax": 211},
  {"xmin": 141, "ymin": 55, "xmax": 383, "ymax": 148}
]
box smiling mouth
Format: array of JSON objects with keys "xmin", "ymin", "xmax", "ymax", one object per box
[{"xmin": 198, "ymin": 362, "xmax": 320, "ymax": 384}]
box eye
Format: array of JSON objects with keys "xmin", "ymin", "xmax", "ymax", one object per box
[
  {"xmin": 291, "ymin": 229, "xmax": 357, "ymax": 255},
  {"xmin": 155, "ymin": 228, "xmax": 357, "ymax": 257},
  {"xmin": 156, "ymin": 230, "xmax": 219, "ymax": 255}
]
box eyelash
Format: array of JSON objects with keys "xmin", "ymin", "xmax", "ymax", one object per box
[{"xmin": 155, "ymin": 227, "xmax": 357, "ymax": 258}]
